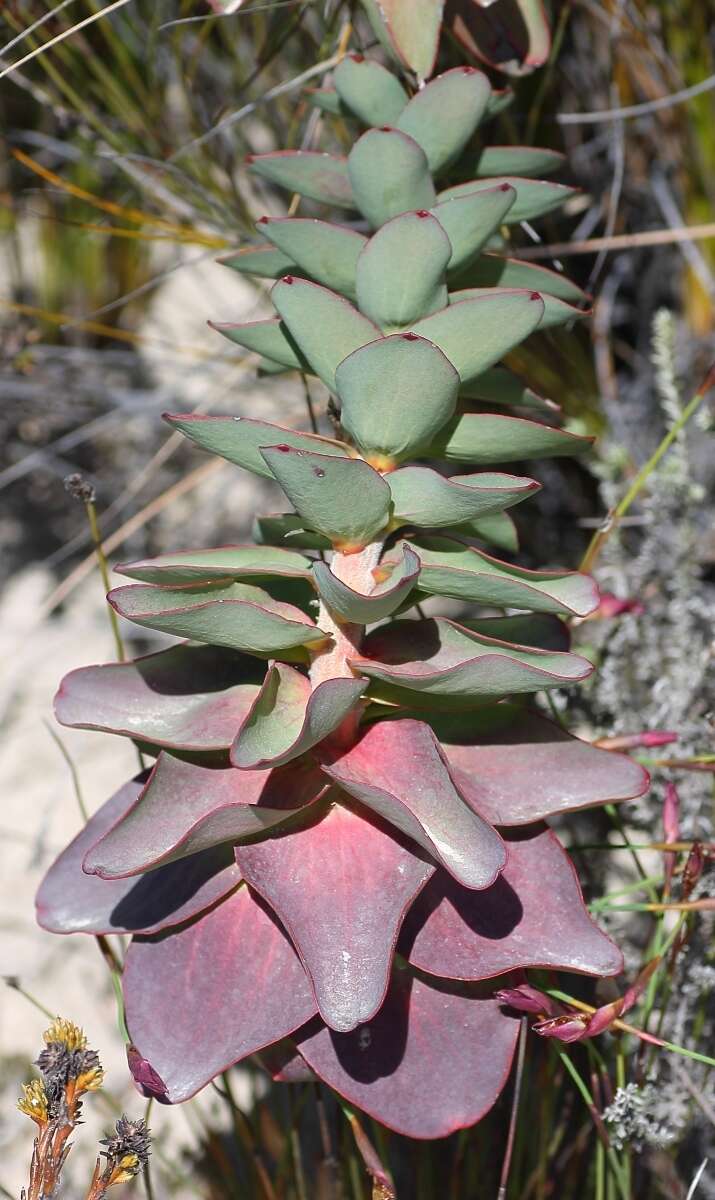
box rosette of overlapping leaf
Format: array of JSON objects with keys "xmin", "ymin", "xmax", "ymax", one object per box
[{"xmin": 37, "ymin": 57, "xmax": 650, "ymax": 1140}]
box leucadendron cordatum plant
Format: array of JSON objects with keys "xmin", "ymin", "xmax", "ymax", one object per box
[{"xmin": 37, "ymin": 56, "xmax": 649, "ymax": 1140}]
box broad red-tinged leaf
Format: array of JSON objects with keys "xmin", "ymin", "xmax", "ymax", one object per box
[
  {"xmin": 409, "ymin": 292, "xmax": 544, "ymax": 383},
  {"xmin": 432, "ymin": 184, "xmax": 516, "ymax": 275},
  {"xmin": 272, "ymin": 277, "xmax": 380, "ymax": 391},
  {"xmin": 313, "ymin": 545, "xmax": 420, "ymax": 623},
  {"xmin": 36, "ymin": 777, "xmax": 242, "ymax": 936},
  {"xmin": 261, "ymin": 446, "xmax": 391, "ymax": 551},
  {"xmin": 442, "ymin": 709, "xmax": 650, "ymax": 824},
  {"xmin": 458, "ymin": 365, "xmax": 559, "ymax": 413},
  {"xmin": 109, "ymin": 580, "xmax": 326, "ymax": 658},
  {"xmin": 356, "ymin": 617, "xmax": 592, "ymax": 706},
  {"xmin": 54, "ymin": 644, "xmax": 260, "ymax": 751},
  {"xmin": 402, "ymin": 535, "xmax": 599, "ymax": 616},
  {"xmin": 258, "ymin": 217, "xmax": 365, "ymax": 299},
  {"xmin": 124, "ymin": 886, "xmax": 318, "ymax": 1102},
  {"xmin": 333, "ymin": 54, "xmax": 409, "ymax": 125},
  {"xmin": 438, "ymin": 177, "xmax": 576, "ymax": 224},
  {"xmin": 321, "ymin": 719, "xmax": 505, "ymax": 889},
  {"xmin": 83, "ymin": 754, "xmax": 325, "ymax": 877},
  {"xmin": 236, "ymin": 799, "xmax": 434, "ymax": 1031},
  {"xmin": 358, "ymin": 0, "xmax": 444, "ymax": 82},
  {"xmin": 388, "ymin": 466, "xmax": 538, "ymax": 528},
  {"xmin": 297, "ymin": 965, "xmax": 519, "ymax": 1138},
  {"xmin": 231, "ymin": 663, "xmax": 366, "ymax": 770},
  {"xmin": 473, "ymin": 145, "xmax": 564, "ymax": 178},
  {"xmin": 253, "ymin": 513, "xmax": 332, "ymax": 552},
  {"xmin": 396, "ymin": 67, "xmax": 491, "ymax": 174},
  {"xmin": 355, "ymin": 211, "xmax": 451, "ymax": 328},
  {"xmin": 461, "ymin": 614, "xmax": 570, "ymax": 651},
  {"xmin": 305, "ymin": 87, "xmax": 347, "ymax": 116},
  {"xmin": 209, "ymin": 317, "xmax": 306, "ymax": 369},
  {"xmin": 348, "ymin": 128, "xmax": 436, "ymax": 230},
  {"xmin": 219, "ymin": 244, "xmax": 295, "ymax": 279},
  {"xmin": 427, "ymin": 412, "xmax": 593, "ymax": 464},
  {"xmin": 248, "ymin": 150, "xmax": 354, "ymax": 208},
  {"xmin": 165, "ymin": 413, "xmax": 352, "ymax": 480},
  {"xmin": 457, "ymin": 509, "xmax": 519, "ymax": 552},
  {"xmin": 403, "ymin": 825, "xmax": 623, "ymax": 979},
  {"xmin": 448, "ymin": 0, "xmax": 551, "ymax": 76},
  {"xmin": 457, "ymin": 254, "xmax": 588, "ymax": 305},
  {"xmin": 116, "ymin": 544, "xmax": 312, "ymax": 586},
  {"xmin": 450, "ymin": 286, "xmax": 589, "ymax": 332}
]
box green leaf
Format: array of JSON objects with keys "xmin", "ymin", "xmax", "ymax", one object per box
[
  {"xmin": 354, "ymin": 616, "xmax": 592, "ymax": 707},
  {"xmin": 115, "ymin": 545, "xmax": 313, "ymax": 586},
  {"xmin": 209, "ymin": 318, "xmax": 306, "ymax": 370},
  {"xmin": 333, "ymin": 55, "xmax": 408, "ymax": 126},
  {"xmin": 253, "ymin": 513, "xmax": 332, "ymax": 551},
  {"xmin": 462, "ymin": 614, "xmax": 570, "ymax": 652},
  {"xmin": 455, "ymin": 510, "xmax": 519, "ymax": 552},
  {"xmin": 402, "ymin": 536, "xmax": 599, "ymax": 615},
  {"xmin": 218, "ymin": 244, "xmax": 295, "ymax": 279},
  {"xmin": 335, "ymin": 335, "xmax": 458, "ymax": 463},
  {"xmin": 358, "ymin": 0, "xmax": 444, "ymax": 82},
  {"xmin": 109, "ymin": 581, "xmax": 328, "ymax": 658},
  {"xmin": 486, "ymin": 88, "xmax": 514, "ymax": 118},
  {"xmin": 396, "ymin": 67, "xmax": 491, "ymax": 174},
  {"xmin": 248, "ymin": 151, "xmax": 354, "ymax": 209},
  {"xmin": 231, "ymin": 663, "xmax": 366, "ymax": 770},
  {"xmin": 427, "ymin": 412, "xmax": 593, "ymax": 464},
  {"xmin": 455, "ymin": 253, "xmax": 588, "ymax": 303},
  {"xmin": 458, "ymin": 365, "xmax": 558, "ymax": 413},
  {"xmin": 271, "ymin": 277, "xmax": 380, "ymax": 390},
  {"xmin": 388, "ymin": 466, "xmax": 538, "ymax": 528},
  {"xmin": 438, "ymin": 178, "xmax": 577, "ymax": 223},
  {"xmin": 450, "ymin": 287, "xmax": 589, "ymax": 331},
  {"xmin": 408, "ymin": 292, "xmax": 544, "ymax": 383},
  {"xmin": 165, "ymin": 413, "xmax": 352, "ymax": 479},
  {"xmin": 305, "ymin": 87, "xmax": 349, "ymax": 116},
  {"xmin": 312, "ymin": 545, "xmax": 420, "ymax": 623},
  {"xmin": 261, "ymin": 446, "xmax": 391, "ymax": 551},
  {"xmin": 355, "ymin": 211, "xmax": 451, "ymax": 328},
  {"xmin": 347, "ymin": 128, "xmax": 436, "ymax": 230},
  {"xmin": 432, "ymin": 184, "xmax": 516, "ymax": 275},
  {"xmin": 472, "ymin": 145, "xmax": 564, "ymax": 178},
  {"xmin": 258, "ymin": 217, "xmax": 366, "ymax": 299}
]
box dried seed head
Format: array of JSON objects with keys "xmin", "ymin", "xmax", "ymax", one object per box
[
  {"xmin": 63, "ymin": 473, "xmax": 96, "ymax": 504},
  {"xmin": 100, "ymin": 1116, "xmax": 151, "ymax": 1183},
  {"xmin": 17, "ymin": 1079, "xmax": 49, "ymax": 1126}
]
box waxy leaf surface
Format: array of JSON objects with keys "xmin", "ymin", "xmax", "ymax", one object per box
[
  {"xmin": 459, "ymin": 510, "xmax": 519, "ymax": 552},
  {"xmin": 272, "ymin": 277, "xmax": 380, "ymax": 390},
  {"xmin": 37, "ymin": 778, "xmax": 242, "ymax": 936},
  {"xmin": 297, "ymin": 967, "xmax": 519, "ymax": 1138},
  {"xmin": 432, "ymin": 184, "xmax": 516, "ymax": 275},
  {"xmin": 355, "ymin": 211, "xmax": 450, "ymax": 328},
  {"xmin": 396, "ymin": 67, "xmax": 491, "ymax": 174},
  {"xmin": 405, "ymin": 536, "xmax": 599, "ymax": 616},
  {"xmin": 109, "ymin": 580, "xmax": 325, "ymax": 657},
  {"xmin": 84, "ymin": 753, "xmax": 324, "ymax": 877},
  {"xmin": 210, "ymin": 318, "xmax": 305, "ymax": 369},
  {"xmin": 236, "ymin": 800, "xmax": 434, "ymax": 1031},
  {"xmin": 165, "ymin": 413, "xmax": 351, "ymax": 479},
  {"xmin": 461, "ymin": 254, "xmax": 588, "ymax": 303},
  {"xmin": 312, "ymin": 545, "xmax": 420, "ymax": 623},
  {"xmin": 449, "ymin": 0, "xmax": 551, "ymax": 76},
  {"xmin": 253, "ymin": 513, "xmax": 331, "ymax": 551},
  {"xmin": 442, "ymin": 708, "xmax": 649, "ymax": 824},
  {"xmin": 321, "ymin": 719, "xmax": 506, "ymax": 889},
  {"xmin": 55, "ymin": 643, "xmax": 260, "ymax": 751},
  {"xmin": 358, "ymin": 0, "xmax": 443, "ymax": 81},
  {"xmin": 473, "ymin": 145, "xmax": 564, "ymax": 178},
  {"xmin": 231, "ymin": 664, "xmax": 366, "ymax": 770},
  {"xmin": 429, "ymin": 412, "xmax": 593, "ymax": 464},
  {"xmin": 458, "ymin": 365, "xmax": 558, "ymax": 413},
  {"xmin": 249, "ymin": 151, "xmax": 354, "ymax": 208},
  {"xmin": 438, "ymin": 177, "xmax": 576, "ymax": 224},
  {"xmin": 124, "ymin": 887, "xmax": 317, "ymax": 1102},
  {"xmin": 335, "ymin": 335, "xmax": 459, "ymax": 461},
  {"xmin": 258, "ymin": 217, "xmax": 365, "ymax": 299},
  {"xmin": 219, "ymin": 244, "xmax": 294, "ymax": 279},
  {"xmin": 333, "ymin": 55, "xmax": 408, "ymax": 126},
  {"xmin": 348, "ymin": 128, "xmax": 436, "ymax": 229},
  {"xmin": 409, "ymin": 292, "xmax": 544, "ymax": 383},
  {"xmin": 388, "ymin": 466, "xmax": 538, "ymax": 528},
  {"xmin": 261, "ymin": 446, "xmax": 391, "ymax": 550},
  {"xmin": 403, "ymin": 826, "xmax": 623, "ymax": 980},
  {"xmin": 451, "ymin": 286, "xmax": 588, "ymax": 332},
  {"xmin": 116, "ymin": 544, "xmax": 312, "ymax": 586}
]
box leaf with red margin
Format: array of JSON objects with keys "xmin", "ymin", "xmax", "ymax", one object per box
[
  {"xmin": 320, "ymin": 719, "xmax": 505, "ymax": 889},
  {"xmin": 55, "ymin": 644, "xmax": 261, "ymax": 751},
  {"xmin": 115, "ymin": 544, "xmax": 312, "ymax": 586},
  {"xmin": 236, "ymin": 797, "xmax": 435, "ymax": 1032},
  {"xmin": 123, "ymin": 886, "xmax": 318, "ymax": 1103},
  {"xmin": 83, "ymin": 754, "xmax": 325, "ymax": 878},
  {"xmin": 401, "ymin": 825, "xmax": 623, "ymax": 979},
  {"xmin": 296, "ymin": 964, "xmax": 519, "ymax": 1139},
  {"xmin": 359, "ymin": 0, "xmax": 444, "ymax": 82},
  {"xmin": 448, "ymin": 0, "xmax": 551, "ymax": 77},
  {"xmin": 248, "ymin": 150, "xmax": 354, "ymax": 209},
  {"xmin": 231, "ymin": 663, "xmax": 367, "ymax": 770},
  {"xmin": 36, "ymin": 777, "xmax": 242, "ymax": 936},
  {"xmin": 441, "ymin": 708, "xmax": 650, "ymax": 824},
  {"xmin": 312, "ymin": 545, "xmax": 420, "ymax": 624}
]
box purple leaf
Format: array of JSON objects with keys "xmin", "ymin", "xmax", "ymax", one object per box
[
  {"xmin": 402, "ymin": 825, "xmax": 623, "ymax": 979},
  {"xmin": 123, "ymin": 886, "xmax": 318, "ymax": 1102},
  {"xmin": 236, "ymin": 797, "xmax": 434, "ymax": 1032},
  {"xmin": 442, "ymin": 709, "xmax": 649, "ymax": 824},
  {"xmin": 297, "ymin": 965, "xmax": 519, "ymax": 1138},
  {"xmin": 83, "ymin": 754, "xmax": 325, "ymax": 878},
  {"xmin": 36, "ymin": 776, "xmax": 242, "ymax": 935},
  {"xmin": 321, "ymin": 719, "xmax": 505, "ymax": 889},
  {"xmin": 55, "ymin": 643, "xmax": 260, "ymax": 751}
]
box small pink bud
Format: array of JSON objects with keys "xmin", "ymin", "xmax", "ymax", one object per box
[
  {"xmin": 495, "ymin": 983, "xmax": 558, "ymax": 1016},
  {"xmin": 127, "ymin": 1044, "xmax": 168, "ymax": 1101},
  {"xmin": 594, "ymin": 592, "xmax": 645, "ymax": 619},
  {"xmin": 282, "ymin": 275, "xmax": 295, "ymax": 285},
  {"xmin": 682, "ymin": 842, "xmax": 704, "ymax": 899}
]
